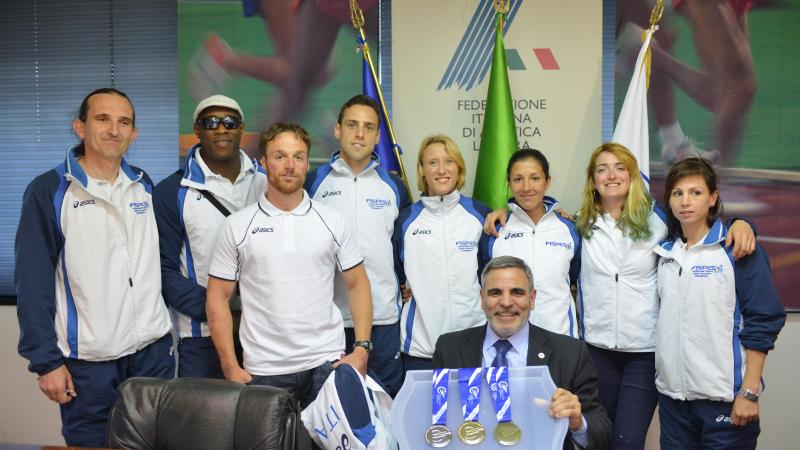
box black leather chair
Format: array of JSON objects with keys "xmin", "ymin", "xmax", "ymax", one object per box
[{"xmin": 107, "ymin": 377, "xmax": 313, "ymax": 450}]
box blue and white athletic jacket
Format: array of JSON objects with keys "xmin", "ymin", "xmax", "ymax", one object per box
[
  {"xmin": 479, "ymin": 197, "xmax": 581, "ymax": 337},
  {"xmin": 306, "ymin": 153, "xmax": 410, "ymax": 326},
  {"xmin": 653, "ymin": 218, "xmax": 785, "ymax": 402},
  {"xmin": 153, "ymin": 145, "xmax": 267, "ymax": 339},
  {"xmin": 392, "ymin": 190, "xmax": 491, "ymax": 359},
  {"xmin": 15, "ymin": 147, "xmax": 172, "ymax": 375},
  {"xmin": 578, "ymin": 207, "xmax": 668, "ymax": 351}
]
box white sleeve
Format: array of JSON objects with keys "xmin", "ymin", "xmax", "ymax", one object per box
[
  {"xmin": 334, "ymin": 214, "xmax": 363, "ymax": 272},
  {"xmin": 208, "ymin": 217, "xmax": 241, "ymax": 281}
]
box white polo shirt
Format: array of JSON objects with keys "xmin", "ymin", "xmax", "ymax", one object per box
[{"xmin": 209, "ymin": 190, "xmax": 364, "ymax": 376}]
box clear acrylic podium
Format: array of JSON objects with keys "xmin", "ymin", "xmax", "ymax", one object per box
[{"xmin": 392, "ymin": 366, "xmax": 569, "ymax": 449}]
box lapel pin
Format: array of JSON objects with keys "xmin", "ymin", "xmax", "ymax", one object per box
[{"xmin": 538, "ymin": 352, "xmax": 545, "ymax": 359}]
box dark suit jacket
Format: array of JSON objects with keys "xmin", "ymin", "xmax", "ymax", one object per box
[{"xmin": 432, "ymin": 323, "xmax": 611, "ymax": 450}]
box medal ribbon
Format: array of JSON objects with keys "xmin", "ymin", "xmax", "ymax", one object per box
[
  {"xmin": 431, "ymin": 368, "xmax": 449, "ymax": 426},
  {"xmin": 458, "ymin": 368, "xmax": 482, "ymax": 421},
  {"xmin": 485, "ymin": 367, "xmax": 513, "ymax": 423}
]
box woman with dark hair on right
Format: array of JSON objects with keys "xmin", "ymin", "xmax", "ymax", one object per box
[{"xmin": 653, "ymin": 157, "xmax": 785, "ymax": 450}]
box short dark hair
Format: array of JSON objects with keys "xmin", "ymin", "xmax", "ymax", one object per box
[
  {"xmin": 506, "ymin": 148, "xmax": 551, "ymax": 181},
  {"xmin": 259, "ymin": 122, "xmax": 311, "ymax": 155},
  {"xmin": 75, "ymin": 88, "xmax": 135, "ymax": 156},
  {"xmin": 480, "ymin": 255, "xmax": 534, "ymax": 291},
  {"xmin": 664, "ymin": 156, "xmax": 723, "ymax": 240},
  {"xmin": 337, "ymin": 94, "xmax": 381, "ymax": 127}
]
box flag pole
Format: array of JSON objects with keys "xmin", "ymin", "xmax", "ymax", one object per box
[{"xmin": 349, "ymin": 0, "xmax": 410, "ymax": 194}]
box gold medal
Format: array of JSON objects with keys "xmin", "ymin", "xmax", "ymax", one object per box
[
  {"xmin": 457, "ymin": 420, "xmax": 486, "ymax": 445},
  {"xmin": 424, "ymin": 424, "xmax": 452, "ymax": 447},
  {"xmin": 494, "ymin": 421, "xmax": 522, "ymax": 445}
]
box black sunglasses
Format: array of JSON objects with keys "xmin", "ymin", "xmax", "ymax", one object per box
[{"xmin": 196, "ymin": 115, "xmax": 241, "ymax": 130}]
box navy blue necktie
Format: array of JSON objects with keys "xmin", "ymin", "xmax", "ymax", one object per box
[{"xmin": 492, "ymin": 339, "xmax": 513, "ymax": 367}]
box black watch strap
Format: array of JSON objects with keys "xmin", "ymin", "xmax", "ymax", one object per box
[{"xmin": 353, "ymin": 340, "xmax": 373, "ymax": 353}]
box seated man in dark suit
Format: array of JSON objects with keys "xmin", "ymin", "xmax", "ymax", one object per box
[{"xmin": 433, "ymin": 255, "xmax": 611, "ymax": 450}]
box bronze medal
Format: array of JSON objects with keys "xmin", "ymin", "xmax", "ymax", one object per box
[{"xmin": 494, "ymin": 421, "xmax": 522, "ymax": 445}]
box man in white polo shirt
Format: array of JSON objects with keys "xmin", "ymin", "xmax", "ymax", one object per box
[{"xmin": 206, "ymin": 122, "xmax": 372, "ymax": 407}]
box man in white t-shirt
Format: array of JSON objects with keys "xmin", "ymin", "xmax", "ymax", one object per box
[{"xmin": 206, "ymin": 122, "xmax": 373, "ymax": 407}]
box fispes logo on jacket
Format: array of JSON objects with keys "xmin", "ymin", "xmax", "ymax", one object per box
[
  {"xmin": 690, "ymin": 264, "xmax": 723, "ymax": 278},
  {"xmin": 456, "ymin": 240, "xmax": 478, "ymax": 252},
  {"xmin": 129, "ymin": 201, "xmax": 149, "ymax": 214},
  {"xmin": 545, "ymin": 241, "xmax": 572, "ymax": 250},
  {"xmin": 365, "ymin": 198, "xmax": 392, "ymax": 210}
]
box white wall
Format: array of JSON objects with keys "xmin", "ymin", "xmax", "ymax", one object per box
[
  {"xmin": 0, "ymin": 305, "xmax": 797, "ymax": 447},
  {"xmin": 0, "ymin": 305, "xmax": 63, "ymax": 445}
]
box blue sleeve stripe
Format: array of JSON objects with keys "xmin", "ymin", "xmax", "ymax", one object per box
[
  {"xmin": 399, "ymin": 202, "xmax": 425, "ymax": 264},
  {"xmin": 724, "ymin": 243, "xmax": 744, "ymax": 396},
  {"xmin": 307, "ymin": 164, "xmax": 333, "ymax": 197},
  {"xmin": 178, "ymin": 187, "xmax": 202, "ymax": 336},
  {"xmin": 376, "ymin": 166, "xmax": 402, "ymax": 208},
  {"xmin": 177, "ymin": 187, "xmax": 197, "ymax": 282},
  {"xmin": 567, "ymin": 302, "xmax": 575, "ymax": 338},
  {"xmin": 51, "ymin": 175, "xmax": 78, "ymax": 358},
  {"xmin": 732, "ymin": 294, "xmax": 744, "ymax": 397},
  {"xmin": 458, "ymin": 195, "xmax": 487, "ymax": 226},
  {"xmin": 403, "ymin": 298, "xmax": 417, "ymax": 354},
  {"xmin": 577, "ymin": 278, "xmax": 585, "ymax": 339},
  {"xmin": 653, "ymin": 205, "xmax": 667, "ymax": 224},
  {"xmin": 52, "ymin": 174, "xmax": 69, "ymax": 240},
  {"xmin": 61, "ymin": 251, "xmax": 79, "ymax": 358},
  {"xmin": 555, "ymin": 213, "xmax": 581, "ymax": 254}
]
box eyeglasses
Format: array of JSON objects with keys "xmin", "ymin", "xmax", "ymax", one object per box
[{"xmin": 196, "ymin": 115, "xmax": 241, "ymax": 130}]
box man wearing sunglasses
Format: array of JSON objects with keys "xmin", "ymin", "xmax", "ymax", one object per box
[{"xmin": 153, "ymin": 94, "xmax": 267, "ymax": 378}]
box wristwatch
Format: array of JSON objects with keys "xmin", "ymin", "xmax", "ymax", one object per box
[
  {"xmin": 739, "ymin": 388, "xmax": 760, "ymax": 402},
  {"xmin": 353, "ymin": 340, "xmax": 373, "ymax": 353}
]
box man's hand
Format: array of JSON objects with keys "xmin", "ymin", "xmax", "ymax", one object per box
[
  {"xmin": 223, "ymin": 364, "xmax": 253, "ymax": 385},
  {"xmin": 731, "ymin": 394, "xmax": 759, "ymax": 426},
  {"xmin": 38, "ymin": 365, "xmax": 76, "ymax": 404},
  {"xmin": 335, "ymin": 346, "xmax": 369, "ymax": 376},
  {"xmin": 549, "ymin": 388, "xmax": 583, "ymax": 431},
  {"xmin": 727, "ymin": 220, "xmax": 756, "ymax": 260},
  {"xmin": 483, "ymin": 208, "xmax": 509, "ymax": 237}
]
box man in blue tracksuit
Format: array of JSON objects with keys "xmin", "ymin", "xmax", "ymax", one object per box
[
  {"xmin": 15, "ymin": 88, "xmax": 174, "ymax": 447},
  {"xmin": 306, "ymin": 95, "xmax": 410, "ymax": 396},
  {"xmin": 154, "ymin": 95, "xmax": 267, "ymax": 378}
]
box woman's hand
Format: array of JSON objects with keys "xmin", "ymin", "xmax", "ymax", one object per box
[
  {"xmin": 483, "ymin": 208, "xmax": 509, "ymax": 236},
  {"xmin": 727, "ymin": 220, "xmax": 756, "ymax": 260}
]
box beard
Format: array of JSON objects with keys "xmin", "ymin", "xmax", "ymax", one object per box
[{"xmin": 268, "ymin": 171, "xmax": 304, "ymax": 195}]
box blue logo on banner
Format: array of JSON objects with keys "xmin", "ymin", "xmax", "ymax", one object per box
[{"xmin": 437, "ymin": 0, "xmax": 523, "ymax": 91}]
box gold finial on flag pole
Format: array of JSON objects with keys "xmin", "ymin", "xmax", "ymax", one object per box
[
  {"xmin": 642, "ymin": 0, "xmax": 664, "ymax": 89},
  {"xmin": 493, "ymin": 0, "xmax": 510, "ymax": 14},
  {"xmin": 349, "ymin": 0, "xmax": 365, "ymax": 30},
  {"xmin": 649, "ymin": 0, "xmax": 664, "ymax": 28}
]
